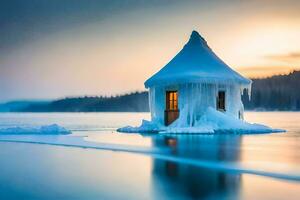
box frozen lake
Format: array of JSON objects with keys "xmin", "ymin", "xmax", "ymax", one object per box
[{"xmin": 0, "ymin": 112, "xmax": 299, "ymax": 199}]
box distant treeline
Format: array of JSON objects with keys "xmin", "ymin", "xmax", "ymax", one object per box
[
  {"xmin": 242, "ymin": 71, "xmax": 300, "ymax": 110},
  {"xmin": 20, "ymin": 92, "xmax": 149, "ymax": 112},
  {"xmin": 4, "ymin": 71, "xmax": 300, "ymax": 112}
]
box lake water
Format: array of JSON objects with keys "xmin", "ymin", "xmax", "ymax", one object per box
[{"xmin": 0, "ymin": 112, "xmax": 299, "ymax": 199}]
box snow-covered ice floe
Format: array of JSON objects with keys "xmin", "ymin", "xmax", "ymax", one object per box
[
  {"xmin": 118, "ymin": 108, "xmax": 285, "ymax": 134},
  {"xmin": 0, "ymin": 124, "xmax": 71, "ymax": 135}
]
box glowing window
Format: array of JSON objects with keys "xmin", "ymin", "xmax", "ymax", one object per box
[{"xmin": 166, "ymin": 91, "xmax": 178, "ymax": 111}]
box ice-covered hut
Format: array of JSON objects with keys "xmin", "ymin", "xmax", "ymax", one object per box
[{"xmin": 144, "ymin": 31, "xmax": 252, "ymax": 126}]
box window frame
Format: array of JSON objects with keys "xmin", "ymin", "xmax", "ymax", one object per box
[
  {"xmin": 166, "ymin": 91, "xmax": 178, "ymax": 111},
  {"xmin": 217, "ymin": 90, "xmax": 226, "ymax": 111}
]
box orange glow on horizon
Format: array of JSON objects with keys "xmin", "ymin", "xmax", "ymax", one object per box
[
  {"xmin": 1, "ymin": 0, "xmax": 300, "ymax": 100},
  {"xmin": 237, "ymin": 66, "xmax": 299, "ymax": 79}
]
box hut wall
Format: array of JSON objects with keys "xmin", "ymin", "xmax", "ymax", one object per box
[{"xmin": 149, "ymin": 83, "xmax": 244, "ymax": 126}]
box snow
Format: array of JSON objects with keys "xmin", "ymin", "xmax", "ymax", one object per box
[
  {"xmin": 119, "ymin": 119, "xmax": 163, "ymax": 133},
  {"xmin": 118, "ymin": 107, "xmax": 284, "ymax": 134},
  {"xmin": 0, "ymin": 124, "xmax": 71, "ymax": 135},
  {"xmin": 145, "ymin": 31, "xmax": 251, "ymax": 88},
  {"xmin": 193, "ymin": 107, "xmax": 282, "ymax": 134}
]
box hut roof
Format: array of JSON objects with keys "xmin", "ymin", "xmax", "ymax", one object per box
[{"xmin": 145, "ymin": 31, "xmax": 251, "ymax": 88}]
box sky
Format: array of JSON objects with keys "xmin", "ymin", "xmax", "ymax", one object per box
[{"xmin": 1, "ymin": 0, "xmax": 300, "ymax": 101}]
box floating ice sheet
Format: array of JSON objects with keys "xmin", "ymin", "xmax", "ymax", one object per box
[
  {"xmin": 0, "ymin": 124, "xmax": 71, "ymax": 135},
  {"xmin": 0, "ymin": 134, "xmax": 298, "ymax": 182}
]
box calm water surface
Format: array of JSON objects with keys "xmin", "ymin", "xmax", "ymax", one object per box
[{"xmin": 0, "ymin": 112, "xmax": 299, "ymax": 199}]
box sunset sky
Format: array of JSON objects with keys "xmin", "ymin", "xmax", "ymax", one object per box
[{"xmin": 1, "ymin": 0, "xmax": 300, "ymax": 101}]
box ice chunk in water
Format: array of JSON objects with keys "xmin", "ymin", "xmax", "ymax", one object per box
[{"xmin": 0, "ymin": 124, "xmax": 71, "ymax": 135}]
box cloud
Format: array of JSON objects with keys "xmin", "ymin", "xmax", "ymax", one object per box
[
  {"xmin": 264, "ymin": 52, "xmax": 300, "ymax": 63},
  {"xmin": 237, "ymin": 66, "xmax": 298, "ymax": 78}
]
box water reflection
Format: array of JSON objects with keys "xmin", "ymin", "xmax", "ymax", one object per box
[
  {"xmin": 151, "ymin": 135, "xmax": 243, "ymax": 199},
  {"xmin": 152, "ymin": 135, "xmax": 242, "ymax": 161}
]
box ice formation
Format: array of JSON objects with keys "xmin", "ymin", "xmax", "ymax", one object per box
[
  {"xmin": 117, "ymin": 107, "xmax": 283, "ymax": 134},
  {"xmin": 148, "ymin": 83, "xmax": 248, "ymax": 126},
  {"xmin": 0, "ymin": 124, "xmax": 71, "ymax": 135},
  {"xmin": 118, "ymin": 30, "xmax": 283, "ymax": 134}
]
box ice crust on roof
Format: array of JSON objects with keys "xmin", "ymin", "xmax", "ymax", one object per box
[
  {"xmin": 145, "ymin": 31, "xmax": 251, "ymax": 88},
  {"xmin": 117, "ymin": 107, "xmax": 284, "ymax": 134}
]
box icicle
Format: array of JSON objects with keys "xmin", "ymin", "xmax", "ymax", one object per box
[
  {"xmin": 149, "ymin": 87, "xmax": 156, "ymax": 121},
  {"xmin": 248, "ymin": 83, "xmax": 252, "ymax": 100},
  {"xmin": 240, "ymin": 83, "xmax": 252, "ymax": 101},
  {"xmin": 148, "ymin": 88, "xmax": 152, "ymax": 113}
]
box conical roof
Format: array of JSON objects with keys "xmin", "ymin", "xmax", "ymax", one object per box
[{"xmin": 144, "ymin": 31, "xmax": 251, "ymax": 88}]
